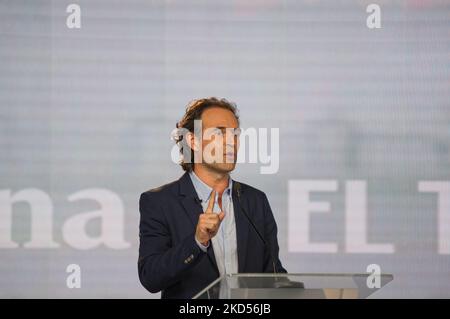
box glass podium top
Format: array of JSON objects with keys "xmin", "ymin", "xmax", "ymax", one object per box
[{"xmin": 193, "ymin": 273, "xmax": 393, "ymax": 299}]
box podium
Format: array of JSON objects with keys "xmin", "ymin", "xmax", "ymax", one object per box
[{"xmin": 193, "ymin": 273, "xmax": 393, "ymax": 299}]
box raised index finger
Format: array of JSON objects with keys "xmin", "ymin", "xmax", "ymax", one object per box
[{"xmin": 205, "ymin": 190, "xmax": 216, "ymax": 214}]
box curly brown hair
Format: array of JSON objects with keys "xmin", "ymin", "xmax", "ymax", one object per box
[{"xmin": 174, "ymin": 97, "xmax": 240, "ymax": 172}]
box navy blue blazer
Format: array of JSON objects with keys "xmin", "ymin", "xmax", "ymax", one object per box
[{"xmin": 138, "ymin": 172, "xmax": 287, "ymax": 299}]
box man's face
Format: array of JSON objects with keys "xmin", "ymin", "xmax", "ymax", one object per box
[{"xmin": 197, "ymin": 107, "xmax": 240, "ymax": 174}]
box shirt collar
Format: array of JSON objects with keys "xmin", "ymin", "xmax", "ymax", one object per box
[{"xmin": 189, "ymin": 170, "xmax": 233, "ymax": 203}]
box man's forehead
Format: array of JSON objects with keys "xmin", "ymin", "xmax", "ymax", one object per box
[{"xmin": 201, "ymin": 108, "xmax": 239, "ymax": 128}]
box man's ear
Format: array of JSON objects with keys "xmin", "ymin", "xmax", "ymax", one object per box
[{"xmin": 186, "ymin": 132, "xmax": 200, "ymax": 152}]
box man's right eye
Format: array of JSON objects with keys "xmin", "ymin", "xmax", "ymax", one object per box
[{"xmin": 212, "ymin": 128, "xmax": 224, "ymax": 136}]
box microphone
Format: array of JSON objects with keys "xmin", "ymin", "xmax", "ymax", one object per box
[
  {"xmin": 233, "ymin": 182, "xmax": 277, "ymax": 274},
  {"xmin": 234, "ymin": 182, "xmax": 305, "ymax": 289}
]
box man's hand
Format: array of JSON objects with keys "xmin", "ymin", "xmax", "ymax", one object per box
[{"xmin": 195, "ymin": 191, "xmax": 225, "ymax": 247}]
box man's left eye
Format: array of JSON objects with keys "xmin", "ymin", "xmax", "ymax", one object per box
[{"xmin": 212, "ymin": 128, "xmax": 241, "ymax": 136}]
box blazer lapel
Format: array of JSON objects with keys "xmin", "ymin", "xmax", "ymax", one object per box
[
  {"xmin": 233, "ymin": 185, "xmax": 249, "ymax": 273},
  {"xmin": 180, "ymin": 195, "xmax": 202, "ymax": 227},
  {"xmin": 178, "ymin": 173, "xmax": 219, "ymax": 275}
]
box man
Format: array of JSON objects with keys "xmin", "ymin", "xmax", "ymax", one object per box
[{"xmin": 138, "ymin": 97, "xmax": 286, "ymax": 299}]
